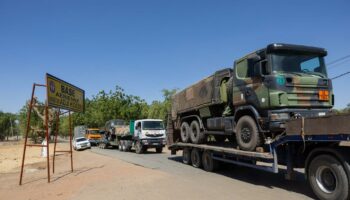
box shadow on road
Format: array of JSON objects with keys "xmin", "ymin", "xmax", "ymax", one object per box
[{"xmin": 168, "ymin": 156, "xmax": 316, "ymax": 199}]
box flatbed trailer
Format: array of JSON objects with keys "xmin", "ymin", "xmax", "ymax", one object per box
[{"xmin": 167, "ymin": 114, "xmax": 350, "ymax": 200}]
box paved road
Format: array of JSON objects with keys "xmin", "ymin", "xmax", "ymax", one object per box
[{"xmin": 90, "ymin": 146, "xmax": 316, "ymax": 200}]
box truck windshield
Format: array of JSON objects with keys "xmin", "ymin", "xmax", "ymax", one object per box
[
  {"xmin": 142, "ymin": 121, "xmax": 164, "ymax": 130},
  {"xmin": 271, "ymin": 53, "xmax": 327, "ymax": 78}
]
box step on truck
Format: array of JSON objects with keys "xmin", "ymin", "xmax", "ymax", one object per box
[
  {"xmin": 99, "ymin": 119, "xmax": 166, "ymax": 154},
  {"xmin": 167, "ymin": 43, "xmax": 350, "ymax": 199}
]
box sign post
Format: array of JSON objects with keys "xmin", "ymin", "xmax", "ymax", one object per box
[{"xmin": 19, "ymin": 74, "xmax": 85, "ymax": 185}]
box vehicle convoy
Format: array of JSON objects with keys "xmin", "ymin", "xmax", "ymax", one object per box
[
  {"xmin": 73, "ymin": 126, "xmax": 102, "ymax": 145},
  {"xmin": 168, "ymin": 43, "xmax": 350, "ymax": 200},
  {"xmin": 99, "ymin": 119, "xmax": 166, "ymax": 154}
]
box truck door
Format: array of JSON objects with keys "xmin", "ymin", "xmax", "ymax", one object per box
[
  {"xmin": 135, "ymin": 121, "xmax": 142, "ymax": 138},
  {"xmin": 232, "ymin": 58, "xmax": 269, "ymax": 109}
]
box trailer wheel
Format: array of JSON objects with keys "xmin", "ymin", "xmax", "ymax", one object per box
[
  {"xmin": 190, "ymin": 121, "xmax": 205, "ymax": 144},
  {"xmin": 308, "ymin": 154, "xmax": 349, "ymax": 200},
  {"xmin": 121, "ymin": 141, "xmax": 127, "ymax": 152},
  {"xmin": 180, "ymin": 122, "xmax": 190, "ymax": 143},
  {"xmin": 135, "ymin": 141, "xmax": 144, "ymax": 154},
  {"xmin": 156, "ymin": 147, "xmax": 163, "ymax": 153},
  {"xmin": 235, "ymin": 116, "xmax": 261, "ymax": 151},
  {"xmin": 202, "ymin": 150, "xmax": 218, "ymax": 172},
  {"xmin": 191, "ymin": 148, "xmax": 202, "ymax": 168},
  {"xmin": 182, "ymin": 148, "xmax": 191, "ymax": 165}
]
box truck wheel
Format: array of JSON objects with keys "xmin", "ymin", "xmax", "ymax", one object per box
[
  {"xmin": 156, "ymin": 147, "xmax": 163, "ymax": 153},
  {"xmin": 181, "ymin": 122, "xmax": 190, "ymax": 143},
  {"xmin": 182, "ymin": 148, "xmax": 191, "ymax": 165},
  {"xmin": 191, "ymin": 148, "xmax": 202, "ymax": 168},
  {"xmin": 118, "ymin": 142, "xmax": 122, "ymax": 151},
  {"xmin": 214, "ymin": 135, "xmax": 226, "ymax": 143},
  {"xmin": 190, "ymin": 121, "xmax": 205, "ymax": 144},
  {"xmin": 122, "ymin": 141, "xmax": 128, "ymax": 152},
  {"xmin": 135, "ymin": 141, "xmax": 144, "ymax": 154},
  {"xmin": 235, "ymin": 116, "xmax": 261, "ymax": 151},
  {"xmin": 202, "ymin": 150, "xmax": 218, "ymax": 172},
  {"xmin": 308, "ymin": 154, "xmax": 349, "ymax": 200}
]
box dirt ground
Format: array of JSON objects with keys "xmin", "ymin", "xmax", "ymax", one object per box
[{"xmin": 0, "ymin": 142, "xmax": 173, "ymax": 200}]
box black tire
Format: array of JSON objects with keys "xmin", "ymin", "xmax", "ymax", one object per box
[
  {"xmin": 182, "ymin": 148, "xmax": 191, "ymax": 165},
  {"xmin": 180, "ymin": 122, "xmax": 190, "ymax": 143},
  {"xmin": 202, "ymin": 150, "xmax": 218, "ymax": 172},
  {"xmin": 118, "ymin": 141, "xmax": 122, "ymax": 151},
  {"xmin": 190, "ymin": 121, "xmax": 205, "ymax": 144},
  {"xmin": 121, "ymin": 141, "xmax": 127, "ymax": 152},
  {"xmin": 235, "ymin": 116, "xmax": 261, "ymax": 151},
  {"xmin": 191, "ymin": 148, "xmax": 202, "ymax": 168},
  {"xmin": 156, "ymin": 147, "xmax": 163, "ymax": 153},
  {"xmin": 214, "ymin": 135, "xmax": 226, "ymax": 143},
  {"xmin": 135, "ymin": 141, "xmax": 144, "ymax": 154},
  {"xmin": 308, "ymin": 154, "xmax": 349, "ymax": 200}
]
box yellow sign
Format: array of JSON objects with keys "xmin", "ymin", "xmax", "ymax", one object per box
[{"xmin": 46, "ymin": 73, "xmax": 85, "ymax": 113}]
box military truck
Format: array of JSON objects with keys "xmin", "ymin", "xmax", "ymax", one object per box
[
  {"xmin": 171, "ymin": 43, "xmax": 333, "ymax": 151},
  {"xmin": 99, "ymin": 119, "xmax": 166, "ymax": 154}
]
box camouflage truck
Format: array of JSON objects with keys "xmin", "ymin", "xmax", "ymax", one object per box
[{"xmin": 171, "ymin": 43, "xmax": 333, "ymax": 151}]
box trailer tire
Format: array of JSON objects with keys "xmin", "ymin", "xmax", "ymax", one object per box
[
  {"xmin": 180, "ymin": 122, "xmax": 190, "ymax": 143},
  {"xmin": 122, "ymin": 141, "xmax": 127, "ymax": 152},
  {"xmin": 202, "ymin": 150, "xmax": 218, "ymax": 172},
  {"xmin": 182, "ymin": 148, "xmax": 191, "ymax": 165},
  {"xmin": 235, "ymin": 116, "xmax": 261, "ymax": 151},
  {"xmin": 190, "ymin": 121, "xmax": 205, "ymax": 144},
  {"xmin": 156, "ymin": 147, "xmax": 163, "ymax": 153},
  {"xmin": 191, "ymin": 148, "xmax": 202, "ymax": 168},
  {"xmin": 308, "ymin": 154, "xmax": 349, "ymax": 200},
  {"xmin": 135, "ymin": 141, "xmax": 144, "ymax": 154}
]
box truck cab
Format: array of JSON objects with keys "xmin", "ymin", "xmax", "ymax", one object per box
[
  {"xmin": 85, "ymin": 128, "xmax": 102, "ymax": 145},
  {"xmin": 133, "ymin": 119, "xmax": 166, "ymax": 153},
  {"xmin": 230, "ymin": 43, "xmax": 333, "ymax": 133}
]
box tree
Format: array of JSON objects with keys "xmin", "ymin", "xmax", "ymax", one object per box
[{"xmin": 0, "ymin": 111, "xmax": 18, "ymax": 141}]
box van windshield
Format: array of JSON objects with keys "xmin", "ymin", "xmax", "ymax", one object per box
[
  {"xmin": 271, "ymin": 53, "xmax": 327, "ymax": 78},
  {"xmin": 142, "ymin": 121, "xmax": 164, "ymax": 130}
]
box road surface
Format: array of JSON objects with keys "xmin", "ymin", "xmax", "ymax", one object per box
[{"xmin": 90, "ymin": 146, "xmax": 316, "ymax": 200}]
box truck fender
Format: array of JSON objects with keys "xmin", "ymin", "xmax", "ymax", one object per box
[
  {"xmin": 233, "ymin": 105, "xmax": 263, "ymax": 132},
  {"xmin": 305, "ymin": 146, "xmax": 350, "ymax": 182},
  {"xmin": 181, "ymin": 115, "xmax": 205, "ymax": 130}
]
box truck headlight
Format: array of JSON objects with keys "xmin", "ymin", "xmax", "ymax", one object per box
[{"xmin": 270, "ymin": 113, "xmax": 289, "ymax": 121}]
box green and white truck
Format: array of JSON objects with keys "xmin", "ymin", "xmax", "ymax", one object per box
[{"xmin": 99, "ymin": 119, "xmax": 166, "ymax": 154}]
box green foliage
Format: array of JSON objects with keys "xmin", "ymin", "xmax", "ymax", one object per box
[
  {"xmin": 148, "ymin": 89, "xmax": 178, "ymax": 123},
  {"xmin": 18, "ymin": 100, "xmax": 45, "ymax": 143},
  {"xmin": 0, "ymin": 111, "xmax": 18, "ymax": 141},
  {"xmin": 15, "ymin": 85, "xmax": 177, "ymax": 139}
]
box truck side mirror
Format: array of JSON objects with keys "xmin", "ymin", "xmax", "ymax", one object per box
[{"xmin": 254, "ymin": 60, "xmax": 268, "ymax": 77}]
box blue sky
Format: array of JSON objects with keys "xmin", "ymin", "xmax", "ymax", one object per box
[{"xmin": 0, "ymin": 0, "xmax": 349, "ymax": 113}]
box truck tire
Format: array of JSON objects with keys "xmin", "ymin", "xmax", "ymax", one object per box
[
  {"xmin": 190, "ymin": 121, "xmax": 205, "ymax": 144},
  {"xmin": 156, "ymin": 147, "xmax": 163, "ymax": 153},
  {"xmin": 182, "ymin": 148, "xmax": 191, "ymax": 165},
  {"xmin": 235, "ymin": 116, "xmax": 261, "ymax": 151},
  {"xmin": 191, "ymin": 148, "xmax": 202, "ymax": 168},
  {"xmin": 121, "ymin": 141, "xmax": 127, "ymax": 152},
  {"xmin": 118, "ymin": 142, "xmax": 122, "ymax": 151},
  {"xmin": 308, "ymin": 154, "xmax": 349, "ymax": 200},
  {"xmin": 135, "ymin": 141, "xmax": 144, "ymax": 154},
  {"xmin": 181, "ymin": 122, "xmax": 190, "ymax": 143},
  {"xmin": 202, "ymin": 150, "xmax": 218, "ymax": 172}
]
